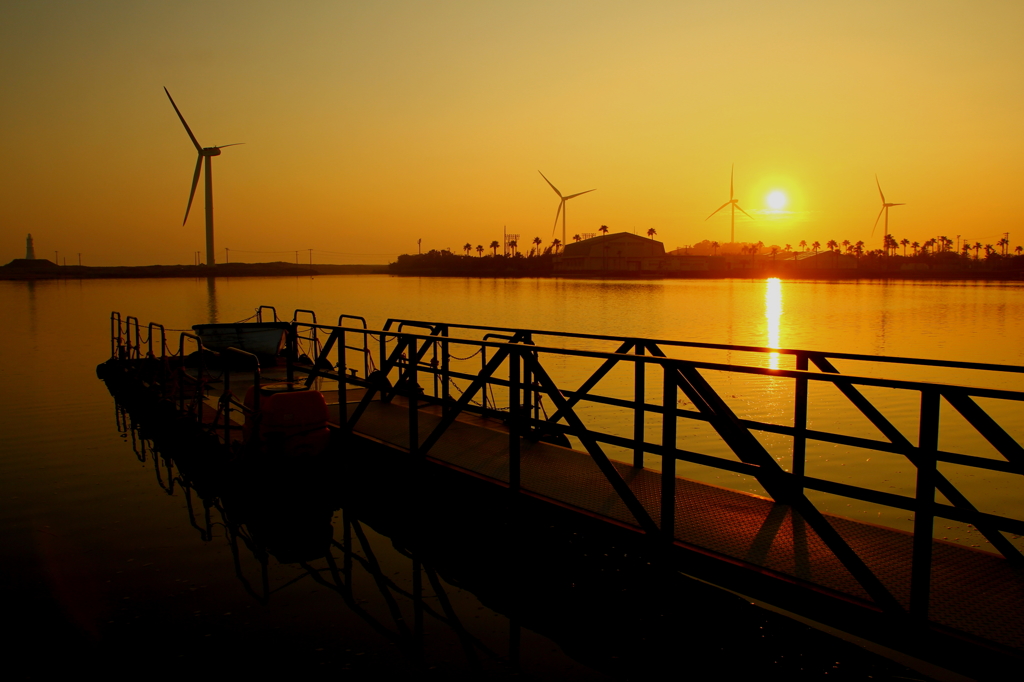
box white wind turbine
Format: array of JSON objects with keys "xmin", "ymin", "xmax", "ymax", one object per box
[
  {"xmin": 165, "ymin": 87, "xmax": 242, "ymax": 266},
  {"xmin": 705, "ymin": 164, "xmax": 754, "ymax": 244},
  {"xmin": 539, "ymin": 171, "xmax": 595, "ymax": 245},
  {"xmin": 872, "ymin": 174, "xmax": 905, "ymax": 252}
]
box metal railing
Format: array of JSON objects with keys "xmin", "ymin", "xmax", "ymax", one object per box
[
  {"xmin": 293, "ymin": 317, "xmax": 1024, "ymax": 619},
  {"xmin": 108, "ymin": 309, "xmax": 1024, "ymax": 620}
]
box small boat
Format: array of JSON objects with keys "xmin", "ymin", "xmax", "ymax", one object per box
[{"xmin": 192, "ymin": 321, "xmax": 291, "ymax": 359}]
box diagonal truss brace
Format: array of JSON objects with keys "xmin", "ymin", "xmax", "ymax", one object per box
[
  {"xmin": 525, "ymin": 351, "xmax": 661, "ymax": 536},
  {"xmin": 647, "ymin": 344, "xmax": 902, "ymax": 611},
  {"xmin": 811, "ymin": 355, "xmax": 1023, "ymax": 566}
]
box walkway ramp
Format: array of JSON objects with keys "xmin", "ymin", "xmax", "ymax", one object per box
[{"xmin": 335, "ymin": 396, "xmax": 1024, "ymax": 653}]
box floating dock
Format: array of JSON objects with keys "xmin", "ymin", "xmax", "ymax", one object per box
[{"xmin": 102, "ymin": 306, "xmax": 1024, "ymax": 669}]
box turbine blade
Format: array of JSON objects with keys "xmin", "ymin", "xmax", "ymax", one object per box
[
  {"xmin": 875, "ymin": 174, "xmax": 886, "ymax": 203},
  {"xmin": 563, "ymin": 188, "xmax": 596, "ymax": 200},
  {"xmin": 552, "ymin": 201, "xmax": 564, "ymax": 235},
  {"xmin": 890, "ymin": 202, "xmax": 905, "ymax": 206},
  {"xmin": 164, "ymin": 87, "xmax": 202, "ymax": 152},
  {"xmin": 214, "ymin": 143, "xmax": 244, "ymax": 149},
  {"xmin": 184, "ymin": 154, "xmax": 202, "ymax": 225},
  {"xmin": 871, "ymin": 205, "xmax": 885, "ymax": 236},
  {"xmin": 705, "ymin": 202, "xmax": 731, "ymax": 220},
  {"xmin": 538, "ymin": 170, "xmax": 562, "ymax": 198},
  {"xmin": 736, "ymin": 204, "xmax": 755, "ymax": 221}
]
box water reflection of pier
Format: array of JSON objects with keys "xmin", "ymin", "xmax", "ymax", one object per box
[
  {"xmin": 107, "ymin": 308, "xmax": 1024, "ymax": 675},
  {"xmin": 113, "ymin": 404, "xmax": 932, "ymax": 679}
]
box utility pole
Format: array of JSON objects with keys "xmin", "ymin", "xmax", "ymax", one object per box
[
  {"xmin": 225, "ymin": 247, "xmax": 229, "ymax": 264},
  {"xmin": 308, "ymin": 248, "xmax": 313, "ymax": 266},
  {"xmin": 78, "ymin": 253, "xmax": 81, "ymax": 266},
  {"xmin": 418, "ymin": 239, "xmax": 422, "ymax": 255}
]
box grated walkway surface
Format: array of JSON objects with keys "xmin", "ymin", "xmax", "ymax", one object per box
[{"xmin": 335, "ymin": 396, "xmax": 1024, "ymax": 652}]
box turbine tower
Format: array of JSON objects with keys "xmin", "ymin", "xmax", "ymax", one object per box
[
  {"xmin": 539, "ymin": 171, "xmax": 595, "ymax": 246},
  {"xmin": 705, "ymin": 164, "xmax": 754, "ymax": 244},
  {"xmin": 872, "ymin": 175, "xmax": 905, "ymax": 251},
  {"xmin": 164, "ymin": 87, "xmax": 242, "ymax": 267}
]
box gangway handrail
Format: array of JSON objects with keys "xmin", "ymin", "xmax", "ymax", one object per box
[
  {"xmin": 382, "ymin": 317, "xmax": 1024, "ymax": 375},
  {"xmin": 338, "ymin": 315, "xmax": 371, "ymax": 377},
  {"xmin": 299, "ymin": 322, "xmax": 1024, "ymax": 401},
  {"xmin": 177, "ymin": 332, "xmax": 208, "ymax": 419},
  {"xmin": 256, "ymin": 305, "xmax": 279, "ymax": 323}
]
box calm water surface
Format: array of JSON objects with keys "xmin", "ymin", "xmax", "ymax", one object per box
[{"xmin": 2, "ymin": 275, "xmax": 1022, "ymax": 678}]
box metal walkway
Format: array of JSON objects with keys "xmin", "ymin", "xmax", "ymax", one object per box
[{"xmin": 108, "ymin": 307, "xmax": 1024, "ymax": 658}]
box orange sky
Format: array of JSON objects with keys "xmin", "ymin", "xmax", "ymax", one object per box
[{"xmin": 2, "ymin": 1, "xmax": 1022, "ymax": 265}]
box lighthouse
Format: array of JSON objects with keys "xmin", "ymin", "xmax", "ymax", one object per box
[{"xmin": 26, "ymin": 234, "xmax": 35, "ymax": 260}]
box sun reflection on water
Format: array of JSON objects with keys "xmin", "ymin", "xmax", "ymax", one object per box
[{"xmin": 765, "ymin": 277, "xmax": 782, "ymax": 369}]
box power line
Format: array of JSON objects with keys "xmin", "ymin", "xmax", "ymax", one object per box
[{"xmin": 226, "ymin": 248, "xmax": 397, "ymax": 256}]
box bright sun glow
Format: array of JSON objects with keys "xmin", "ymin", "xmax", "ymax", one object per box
[{"xmin": 767, "ymin": 190, "xmax": 787, "ymax": 210}]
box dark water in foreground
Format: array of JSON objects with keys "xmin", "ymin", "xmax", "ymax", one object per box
[{"xmin": 3, "ymin": 275, "xmax": 1021, "ymax": 679}]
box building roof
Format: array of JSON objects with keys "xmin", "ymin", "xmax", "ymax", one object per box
[{"xmin": 561, "ymin": 232, "xmax": 665, "ymax": 258}]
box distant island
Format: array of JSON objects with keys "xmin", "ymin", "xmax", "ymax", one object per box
[
  {"xmin": 388, "ymin": 232, "xmax": 1024, "ymax": 281},
  {"xmin": 0, "ymin": 259, "xmax": 386, "ymax": 280}
]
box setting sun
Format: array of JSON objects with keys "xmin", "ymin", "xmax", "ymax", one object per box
[{"xmin": 767, "ymin": 191, "xmax": 787, "ymax": 210}]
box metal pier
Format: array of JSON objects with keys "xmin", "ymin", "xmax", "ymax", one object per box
[{"xmin": 106, "ymin": 307, "xmax": 1024, "ymax": 659}]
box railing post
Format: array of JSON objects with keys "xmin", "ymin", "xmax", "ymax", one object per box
[
  {"xmin": 440, "ymin": 326, "xmax": 450, "ymax": 414},
  {"xmin": 661, "ymin": 363, "xmax": 677, "ymax": 540},
  {"xmin": 223, "ymin": 356, "xmax": 232, "ymax": 445},
  {"xmin": 481, "ymin": 348, "xmax": 488, "ymax": 412},
  {"xmin": 337, "ymin": 329, "xmax": 348, "ymax": 428},
  {"xmin": 407, "ymin": 337, "xmax": 419, "ymax": 457},
  {"xmin": 633, "ymin": 343, "xmax": 645, "ymax": 468},
  {"xmin": 911, "ymin": 389, "xmax": 940, "ymax": 617},
  {"xmin": 285, "ymin": 323, "xmax": 296, "ymax": 388},
  {"xmin": 509, "ymin": 349, "xmax": 521, "ymax": 494},
  {"xmin": 793, "ymin": 352, "xmax": 808, "ymax": 490}
]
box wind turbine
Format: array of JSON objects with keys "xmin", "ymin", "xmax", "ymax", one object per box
[
  {"xmin": 164, "ymin": 87, "xmax": 242, "ymax": 267},
  {"xmin": 539, "ymin": 171, "xmax": 595, "ymax": 246},
  {"xmin": 872, "ymin": 174, "xmax": 905, "ymax": 251},
  {"xmin": 705, "ymin": 164, "xmax": 754, "ymax": 244}
]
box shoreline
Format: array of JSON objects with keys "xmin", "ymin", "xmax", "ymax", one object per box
[
  {"xmin": 0, "ymin": 261, "xmax": 386, "ymax": 281},
  {"xmin": 3, "ymin": 260, "xmax": 1021, "ymax": 283}
]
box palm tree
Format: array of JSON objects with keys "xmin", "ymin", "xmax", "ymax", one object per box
[
  {"xmin": 552, "ymin": 238, "xmax": 562, "ymax": 254},
  {"xmin": 599, "ymin": 225, "xmax": 609, "ymax": 235},
  {"xmin": 973, "ymin": 242, "xmax": 982, "ymax": 259},
  {"xmin": 900, "ymin": 238, "xmax": 909, "ymax": 256},
  {"xmin": 997, "ymin": 237, "xmax": 1009, "ymax": 256},
  {"xmin": 842, "ymin": 239, "xmax": 851, "ymax": 253},
  {"xmin": 799, "ymin": 240, "xmax": 807, "ymax": 252},
  {"xmin": 476, "ymin": 244, "xmax": 484, "ymax": 257},
  {"xmin": 1015, "ymin": 245, "xmax": 1023, "ymax": 256},
  {"xmin": 855, "ymin": 241, "xmax": 865, "ymax": 258},
  {"xmin": 711, "ymin": 240, "xmax": 719, "ymax": 256},
  {"xmin": 911, "ymin": 241, "xmax": 920, "ymax": 256},
  {"xmin": 784, "ymin": 244, "xmax": 792, "ymax": 252},
  {"xmin": 509, "ymin": 239, "xmax": 518, "ymax": 256},
  {"xmin": 826, "ymin": 239, "xmax": 838, "ymax": 252},
  {"xmin": 490, "ymin": 240, "xmax": 500, "ymax": 256},
  {"xmin": 463, "ymin": 242, "xmax": 472, "ymax": 256},
  {"xmin": 647, "ymin": 227, "xmax": 657, "ymax": 239},
  {"xmin": 532, "ymin": 236, "xmax": 543, "ymax": 255},
  {"xmin": 572, "ymin": 234, "xmax": 581, "ymax": 242},
  {"xmin": 811, "ymin": 241, "xmax": 820, "ymax": 254}
]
